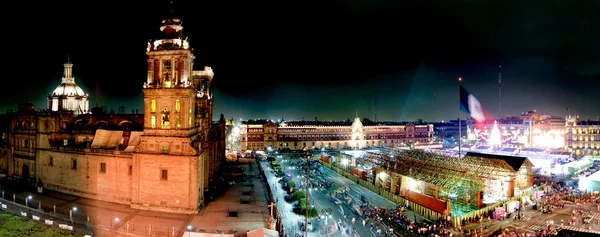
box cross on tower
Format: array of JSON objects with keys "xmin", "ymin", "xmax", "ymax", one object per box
[{"xmin": 268, "ymin": 202, "xmax": 275, "ymax": 217}]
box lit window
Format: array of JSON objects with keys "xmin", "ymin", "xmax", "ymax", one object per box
[
  {"xmin": 162, "ymin": 144, "xmax": 168, "ymax": 154},
  {"xmin": 175, "ymin": 100, "xmax": 180, "ymax": 113},
  {"xmin": 151, "ymin": 116, "xmax": 156, "ymax": 128},
  {"xmin": 161, "ymin": 109, "xmax": 170, "ymax": 129},
  {"xmin": 176, "ymin": 116, "xmax": 181, "ymax": 129},
  {"xmin": 151, "ymin": 100, "xmax": 156, "ymax": 113},
  {"xmin": 189, "ymin": 117, "xmax": 192, "ymax": 127}
]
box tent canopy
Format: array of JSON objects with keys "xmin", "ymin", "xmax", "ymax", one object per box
[{"xmin": 247, "ymin": 228, "xmax": 278, "ymax": 237}]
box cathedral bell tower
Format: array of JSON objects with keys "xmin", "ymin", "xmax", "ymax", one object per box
[
  {"xmin": 143, "ymin": 7, "xmax": 195, "ymax": 132},
  {"xmin": 132, "ymin": 6, "xmax": 203, "ymax": 214}
]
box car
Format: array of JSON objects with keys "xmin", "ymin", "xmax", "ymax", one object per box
[{"xmin": 583, "ymin": 216, "xmax": 593, "ymax": 224}]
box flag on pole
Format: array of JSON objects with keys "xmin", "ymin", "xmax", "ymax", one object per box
[{"xmin": 460, "ymin": 85, "xmax": 493, "ymax": 123}]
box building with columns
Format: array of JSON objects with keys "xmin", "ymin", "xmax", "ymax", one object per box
[
  {"xmin": 0, "ymin": 7, "xmax": 225, "ymax": 214},
  {"xmin": 240, "ymin": 117, "xmax": 434, "ymax": 152},
  {"xmin": 47, "ymin": 58, "xmax": 89, "ymax": 115},
  {"xmin": 565, "ymin": 115, "xmax": 600, "ymax": 157}
]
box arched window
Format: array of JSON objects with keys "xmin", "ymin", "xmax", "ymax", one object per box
[
  {"xmin": 161, "ymin": 108, "xmax": 170, "ymax": 129},
  {"xmin": 151, "ymin": 100, "xmax": 156, "ymax": 113},
  {"xmin": 151, "ymin": 116, "xmax": 156, "ymax": 128},
  {"xmin": 175, "ymin": 99, "xmax": 180, "ymax": 113}
]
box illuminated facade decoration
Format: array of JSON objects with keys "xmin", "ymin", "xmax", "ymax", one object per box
[
  {"xmin": 240, "ymin": 117, "xmax": 434, "ymax": 152},
  {"xmin": 465, "ymin": 110, "xmax": 566, "ymax": 149},
  {"xmin": 0, "ymin": 7, "xmax": 226, "ymax": 215},
  {"xmin": 565, "ymin": 115, "xmax": 600, "ymax": 156},
  {"xmin": 488, "ymin": 121, "xmax": 501, "ymax": 146},
  {"xmin": 47, "ymin": 59, "xmax": 89, "ymax": 114}
]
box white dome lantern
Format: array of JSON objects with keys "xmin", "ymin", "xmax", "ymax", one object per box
[{"xmin": 47, "ymin": 57, "xmax": 89, "ymax": 114}]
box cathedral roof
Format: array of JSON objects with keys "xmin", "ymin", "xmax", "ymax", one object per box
[
  {"xmin": 50, "ymin": 59, "xmax": 87, "ymax": 97},
  {"xmin": 52, "ymin": 82, "xmax": 86, "ymax": 97}
]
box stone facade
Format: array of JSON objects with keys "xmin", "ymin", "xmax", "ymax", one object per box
[
  {"xmin": 241, "ymin": 117, "xmax": 434, "ymax": 152},
  {"xmin": 0, "ymin": 9, "xmax": 226, "ymax": 214}
]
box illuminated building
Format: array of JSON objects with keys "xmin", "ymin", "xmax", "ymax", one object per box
[
  {"xmin": 465, "ymin": 110, "xmax": 566, "ymax": 149},
  {"xmin": 0, "ymin": 8, "xmax": 225, "ymax": 214},
  {"xmin": 367, "ymin": 150, "xmax": 533, "ymax": 225},
  {"xmin": 47, "ymin": 59, "xmax": 89, "ymax": 114},
  {"xmin": 240, "ymin": 116, "xmax": 434, "ymax": 152},
  {"xmin": 565, "ymin": 115, "xmax": 600, "ymax": 156}
]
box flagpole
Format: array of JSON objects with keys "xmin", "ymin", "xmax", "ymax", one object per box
[{"xmin": 458, "ymin": 77, "xmax": 462, "ymax": 158}]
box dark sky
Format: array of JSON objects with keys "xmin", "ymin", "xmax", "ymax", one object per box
[{"xmin": 4, "ymin": 0, "xmax": 599, "ymax": 121}]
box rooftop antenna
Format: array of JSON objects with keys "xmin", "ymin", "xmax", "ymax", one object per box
[
  {"xmin": 498, "ymin": 65, "xmax": 502, "ymax": 118},
  {"xmin": 374, "ymin": 97, "xmax": 377, "ymax": 122},
  {"xmin": 433, "ymin": 86, "xmax": 437, "ymax": 115}
]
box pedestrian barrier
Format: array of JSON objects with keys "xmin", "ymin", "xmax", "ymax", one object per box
[{"xmin": 0, "ymin": 193, "xmax": 191, "ymax": 237}]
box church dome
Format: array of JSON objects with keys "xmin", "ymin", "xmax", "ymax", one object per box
[
  {"xmin": 53, "ymin": 83, "xmax": 85, "ymax": 96},
  {"xmin": 50, "ymin": 58, "xmax": 87, "ymax": 97}
]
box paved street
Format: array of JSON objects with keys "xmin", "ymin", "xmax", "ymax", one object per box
[{"xmin": 263, "ymin": 154, "xmax": 399, "ymax": 237}]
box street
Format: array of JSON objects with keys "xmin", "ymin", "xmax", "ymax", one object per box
[{"xmin": 262, "ymin": 153, "xmax": 397, "ymax": 237}]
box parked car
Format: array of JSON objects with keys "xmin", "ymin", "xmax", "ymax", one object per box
[{"xmin": 583, "ymin": 216, "xmax": 593, "ymax": 224}]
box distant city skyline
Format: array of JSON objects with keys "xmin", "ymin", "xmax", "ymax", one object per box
[{"xmin": 4, "ymin": 0, "xmax": 599, "ymax": 121}]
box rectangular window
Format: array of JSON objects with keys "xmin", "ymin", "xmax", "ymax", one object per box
[
  {"xmin": 72, "ymin": 159, "xmax": 77, "ymax": 170},
  {"xmin": 100, "ymin": 162, "xmax": 106, "ymax": 173},
  {"xmin": 175, "ymin": 99, "xmax": 180, "ymax": 113},
  {"xmin": 151, "ymin": 100, "xmax": 156, "ymax": 113},
  {"xmin": 161, "ymin": 169, "xmax": 168, "ymax": 180},
  {"xmin": 162, "ymin": 144, "xmax": 168, "ymax": 154},
  {"xmin": 49, "ymin": 157, "xmax": 53, "ymax": 166},
  {"xmin": 129, "ymin": 166, "xmax": 133, "ymax": 176}
]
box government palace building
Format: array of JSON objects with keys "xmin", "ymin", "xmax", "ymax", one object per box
[
  {"xmin": 0, "ymin": 9, "xmax": 225, "ymax": 214},
  {"xmin": 241, "ymin": 117, "xmax": 434, "ymax": 152}
]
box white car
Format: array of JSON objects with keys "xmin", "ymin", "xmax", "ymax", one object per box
[{"xmin": 583, "ymin": 216, "xmax": 593, "ymax": 224}]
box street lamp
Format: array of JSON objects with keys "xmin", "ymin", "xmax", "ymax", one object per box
[
  {"xmin": 25, "ymin": 195, "xmax": 32, "ymax": 207},
  {"xmin": 304, "ymin": 146, "xmax": 310, "ymax": 237},
  {"xmin": 70, "ymin": 207, "xmax": 76, "ymax": 223},
  {"xmin": 321, "ymin": 208, "xmax": 332, "ymax": 236}
]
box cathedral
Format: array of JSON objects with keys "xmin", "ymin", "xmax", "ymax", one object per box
[{"xmin": 0, "ymin": 8, "xmax": 225, "ymax": 214}]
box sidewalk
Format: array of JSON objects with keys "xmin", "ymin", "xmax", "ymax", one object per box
[{"xmin": 0, "ymin": 160, "xmax": 270, "ymax": 237}]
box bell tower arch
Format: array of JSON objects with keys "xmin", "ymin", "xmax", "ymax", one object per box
[{"xmin": 132, "ymin": 5, "xmax": 205, "ymax": 214}]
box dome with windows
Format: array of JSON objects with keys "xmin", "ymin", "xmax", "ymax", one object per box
[
  {"xmin": 47, "ymin": 58, "xmax": 89, "ymax": 114},
  {"xmin": 53, "ymin": 82, "xmax": 86, "ymax": 97}
]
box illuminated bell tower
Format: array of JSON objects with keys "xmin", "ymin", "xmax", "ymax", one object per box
[
  {"xmin": 132, "ymin": 7, "xmax": 202, "ymax": 214},
  {"xmin": 143, "ymin": 7, "xmax": 195, "ymax": 131}
]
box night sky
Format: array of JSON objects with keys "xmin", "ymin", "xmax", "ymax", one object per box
[{"xmin": 4, "ymin": 0, "xmax": 599, "ymax": 122}]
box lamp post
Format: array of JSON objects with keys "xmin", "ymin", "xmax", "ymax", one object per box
[
  {"xmin": 25, "ymin": 195, "xmax": 32, "ymax": 207},
  {"xmin": 112, "ymin": 217, "xmax": 119, "ymax": 228},
  {"xmin": 304, "ymin": 146, "xmax": 309, "ymax": 237},
  {"xmin": 321, "ymin": 208, "xmax": 332, "ymax": 236},
  {"xmin": 70, "ymin": 207, "xmax": 77, "ymax": 223}
]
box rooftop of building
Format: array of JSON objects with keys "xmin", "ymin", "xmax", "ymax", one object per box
[{"xmin": 242, "ymin": 118, "xmax": 431, "ymax": 126}]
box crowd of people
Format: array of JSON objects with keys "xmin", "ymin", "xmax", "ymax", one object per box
[{"xmin": 363, "ymin": 206, "xmax": 455, "ymax": 237}]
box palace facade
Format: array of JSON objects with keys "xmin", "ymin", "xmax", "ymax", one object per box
[
  {"xmin": 565, "ymin": 115, "xmax": 600, "ymax": 156},
  {"xmin": 0, "ymin": 8, "xmax": 225, "ymax": 214},
  {"xmin": 241, "ymin": 117, "xmax": 434, "ymax": 152}
]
